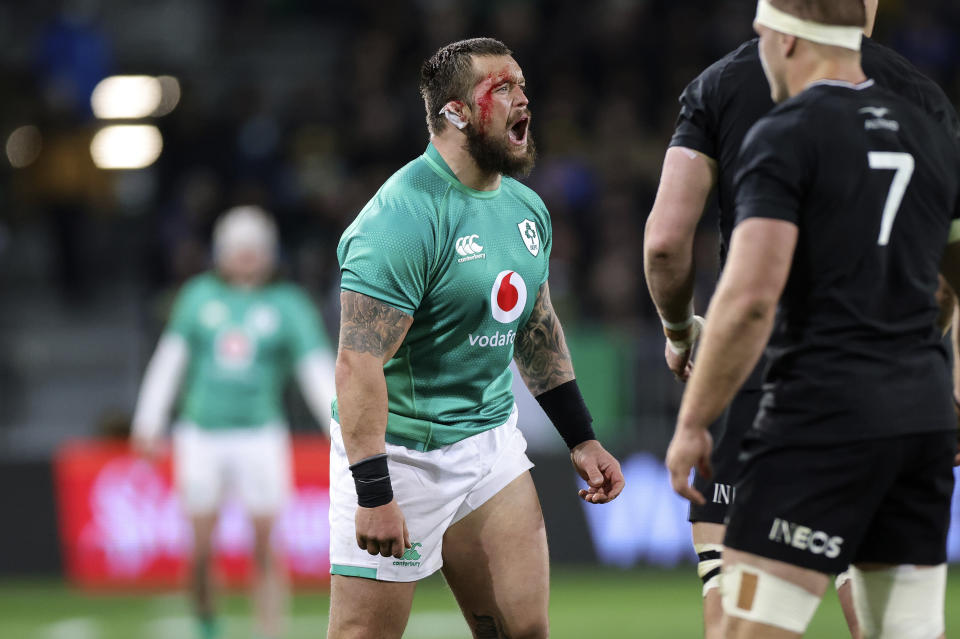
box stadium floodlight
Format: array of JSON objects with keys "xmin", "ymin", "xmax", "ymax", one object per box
[
  {"xmin": 91, "ymin": 75, "xmax": 163, "ymax": 120},
  {"xmin": 153, "ymin": 76, "xmax": 181, "ymax": 117},
  {"xmin": 5, "ymin": 125, "xmax": 42, "ymax": 168},
  {"xmin": 90, "ymin": 125, "xmax": 163, "ymax": 169}
]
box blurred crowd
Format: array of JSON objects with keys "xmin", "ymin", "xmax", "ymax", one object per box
[
  {"xmin": 2, "ymin": 0, "xmax": 959, "ymax": 323},
  {"xmin": 0, "ymin": 0, "xmax": 958, "ymax": 448}
]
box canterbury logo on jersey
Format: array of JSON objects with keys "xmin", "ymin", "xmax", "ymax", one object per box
[{"xmin": 455, "ymin": 234, "xmax": 485, "ymax": 263}]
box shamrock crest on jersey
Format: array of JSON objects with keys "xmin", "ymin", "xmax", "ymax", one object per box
[{"xmin": 518, "ymin": 219, "xmax": 540, "ymax": 256}]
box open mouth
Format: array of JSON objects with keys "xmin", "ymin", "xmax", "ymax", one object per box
[{"xmin": 508, "ymin": 115, "xmax": 529, "ymax": 146}]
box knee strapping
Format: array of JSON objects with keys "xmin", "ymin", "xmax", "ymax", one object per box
[
  {"xmin": 851, "ymin": 564, "xmax": 946, "ymax": 639},
  {"xmin": 721, "ymin": 563, "xmax": 821, "ymax": 633}
]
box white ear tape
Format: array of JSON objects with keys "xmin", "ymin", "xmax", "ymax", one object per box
[{"xmin": 440, "ymin": 106, "xmax": 467, "ymax": 130}]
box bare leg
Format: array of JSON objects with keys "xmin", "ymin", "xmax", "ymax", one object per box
[
  {"xmin": 250, "ymin": 514, "xmax": 286, "ymax": 639},
  {"xmin": 441, "ymin": 472, "xmax": 549, "ymax": 639},
  {"xmin": 835, "ymin": 573, "xmax": 861, "ymax": 639},
  {"xmin": 189, "ymin": 513, "xmax": 220, "ymax": 637},
  {"xmin": 327, "ymin": 575, "xmax": 417, "ymax": 639},
  {"xmin": 692, "ymin": 521, "xmax": 725, "ymax": 639}
]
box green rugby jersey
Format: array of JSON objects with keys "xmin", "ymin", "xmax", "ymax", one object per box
[
  {"xmin": 336, "ymin": 143, "xmax": 552, "ymax": 450},
  {"xmin": 165, "ymin": 272, "xmax": 331, "ymax": 429}
]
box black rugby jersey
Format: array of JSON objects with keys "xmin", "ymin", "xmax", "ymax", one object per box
[
  {"xmin": 669, "ymin": 37, "xmax": 960, "ymax": 389},
  {"xmin": 734, "ymin": 80, "xmax": 960, "ymax": 444}
]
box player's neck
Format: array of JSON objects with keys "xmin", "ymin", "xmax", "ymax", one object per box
[
  {"xmin": 793, "ymin": 59, "xmax": 867, "ymax": 98},
  {"xmin": 431, "ymin": 134, "xmax": 502, "ymax": 191}
]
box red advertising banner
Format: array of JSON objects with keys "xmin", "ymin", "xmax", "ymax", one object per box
[{"xmin": 53, "ymin": 436, "xmax": 330, "ymax": 588}]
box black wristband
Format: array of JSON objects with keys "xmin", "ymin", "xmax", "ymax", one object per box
[
  {"xmin": 535, "ymin": 380, "xmax": 597, "ymax": 449},
  {"xmin": 349, "ymin": 453, "xmax": 394, "ymax": 508}
]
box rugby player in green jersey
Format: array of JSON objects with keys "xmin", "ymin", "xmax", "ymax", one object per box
[
  {"xmin": 328, "ymin": 38, "xmax": 625, "ymax": 639},
  {"xmin": 131, "ymin": 206, "xmax": 336, "ymax": 639}
]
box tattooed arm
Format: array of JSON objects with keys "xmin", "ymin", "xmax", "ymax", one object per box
[
  {"xmin": 336, "ymin": 290, "xmax": 413, "ymax": 463},
  {"xmin": 514, "ymin": 282, "xmax": 626, "ymax": 503},
  {"xmin": 513, "ymin": 282, "xmax": 575, "ymax": 396},
  {"xmin": 336, "ymin": 290, "xmax": 414, "ymax": 558}
]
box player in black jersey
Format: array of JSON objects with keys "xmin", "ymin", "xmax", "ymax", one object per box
[
  {"xmin": 664, "ymin": 0, "xmax": 960, "ymax": 637},
  {"xmin": 644, "ymin": 0, "xmax": 959, "ymax": 635}
]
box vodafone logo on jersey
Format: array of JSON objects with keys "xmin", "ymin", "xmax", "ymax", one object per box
[{"xmin": 490, "ymin": 270, "xmax": 527, "ymax": 324}]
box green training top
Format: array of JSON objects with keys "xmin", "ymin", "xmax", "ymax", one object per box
[
  {"xmin": 336, "ymin": 143, "xmax": 552, "ymax": 450},
  {"xmin": 165, "ymin": 272, "xmax": 331, "ymax": 429}
]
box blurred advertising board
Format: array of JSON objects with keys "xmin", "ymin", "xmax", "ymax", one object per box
[
  {"xmin": 580, "ymin": 452, "xmax": 960, "ymax": 567},
  {"xmin": 53, "ymin": 436, "xmax": 330, "ymax": 588}
]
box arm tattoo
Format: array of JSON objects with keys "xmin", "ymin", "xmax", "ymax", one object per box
[
  {"xmin": 338, "ymin": 291, "xmax": 411, "ymax": 358},
  {"xmin": 513, "ymin": 282, "xmax": 575, "ymax": 396},
  {"xmin": 471, "ymin": 613, "xmax": 511, "ymax": 639}
]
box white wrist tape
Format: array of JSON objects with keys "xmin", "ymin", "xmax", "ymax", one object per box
[
  {"xmin": 721, "ymin": 563, "xmax": 821, "ymax": 633},
  {"xmin": 661, "ymin": 314, "xmax": 694, "ymax": 331},
  {"xmin": 667, "ymin": 315, "xmax": 705, "ymax": 355},
  {"xmin": 755, "ymin": 0, "xmax": 863, "ymax": 51}
]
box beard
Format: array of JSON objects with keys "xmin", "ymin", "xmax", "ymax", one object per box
[{"xmin": 464, "ymin": 124, "xmax": 537, "ymax": 179}]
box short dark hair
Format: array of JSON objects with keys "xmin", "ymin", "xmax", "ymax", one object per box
[
  {"xmin": 770, "ymin": 0, "xmax": 866, "ymax": 27},
  {"xmin": 419, "ymin": 38, "xmax": 512, "ymax": 135}
]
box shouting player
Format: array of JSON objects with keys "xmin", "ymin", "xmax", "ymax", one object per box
[
  {"xmin": 327, "ymin": 38, "xmax": 624, "ymax": 639},
  {"xmin": 131, "ymin": 206, "xmax": 336, "ymax": 639},
  {"xmin": 666, "ymin": 0, "xmax": 960, "ymax": 637},
  {"xmin": 644, "ymin": 0, "xmax": 959, "ymax": 635}
]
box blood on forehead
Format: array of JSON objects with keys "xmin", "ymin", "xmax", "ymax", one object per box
[{"xmin": 472, "ymin": 65, "xmax": 522, "ymax": 131}]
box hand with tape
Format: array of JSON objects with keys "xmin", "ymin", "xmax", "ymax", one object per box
[{"xmin": 663, "ymin": 315, "xmax": 706, "ymax": 382}]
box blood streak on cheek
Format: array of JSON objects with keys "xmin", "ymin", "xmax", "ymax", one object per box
[{"xmin": 473, "ymin": 71, "xmax": 510, "ymax": 133}]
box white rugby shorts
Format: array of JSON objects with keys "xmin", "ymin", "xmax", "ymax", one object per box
[
  {"xmin": 173, "ymin": 422, "xmax": 292, "ymax": 517},
  {"xmin": 329, "ymin": 406, "xmax": 533, "ymax": 582}
]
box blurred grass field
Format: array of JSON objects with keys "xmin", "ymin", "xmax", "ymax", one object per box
[{"xmin": 3, "ymin": 567, "xmax": 960, "ymax": 638}]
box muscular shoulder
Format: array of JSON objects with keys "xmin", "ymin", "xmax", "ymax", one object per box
[
  {"xmin": 863, "ymin": 38, "xmax": 960, "ymax": 138},
  {"xmin": 501, "ymin": 178, "xmax": 548, "ymax": 215},
  {"xmin": 363, "ymin": 158, "xmax": 446, "ymax": 225},
  {"xmin": 339, "ymin": 158, "xmax": 443, "ymax": 254},
  {"xmin": 684, "ymin": 39, "xmax": 762, "ymax": 108}
]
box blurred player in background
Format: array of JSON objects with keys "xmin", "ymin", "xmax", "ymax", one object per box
[
  {"xmin": 666, "ymin": 0, "xmax": 960, "ymax": 636},
  {"xmin": 644, "ymin": 0, "xmax": 959, "ymax": 635},
  {"xmin": 328, "ymin": 38, "xmax": 624, "ymax": 639},
  {"xmin": 131, "ymin": 205, "xmax": 336, "ymax": 639}
]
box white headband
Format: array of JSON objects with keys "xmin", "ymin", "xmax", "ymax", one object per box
[{"xmin": 755, "ymin": 0, "xmax": 863, "ymax": 51}]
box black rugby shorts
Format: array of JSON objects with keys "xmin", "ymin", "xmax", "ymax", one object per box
[
  {"xmin": 689, "ymin": 389, "xmax": 763, "ymax": 524},
  {"xmin": 724, "ymin": 429, "xmax": 955, "ymax": 574}
]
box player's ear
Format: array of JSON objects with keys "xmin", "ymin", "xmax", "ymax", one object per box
[
  {"xmin": 439, "ymin": 101, "xmax": 469, "ymax": 130},
  {"xmin": 782, "ymin": 33, "xmax": 798, "ymax": 58}
]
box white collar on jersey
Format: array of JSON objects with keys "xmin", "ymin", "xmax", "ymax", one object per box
[{"xmin": 806, "ymin": 78, "xmax": 876, "ymax": 91}]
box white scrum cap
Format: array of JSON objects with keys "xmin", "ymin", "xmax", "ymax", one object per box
[{"xmin": 212, "ymin": 205, "xmax": 278, "ymax": 262}]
